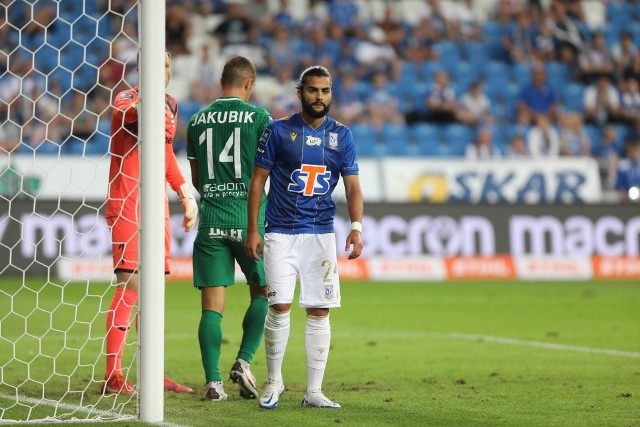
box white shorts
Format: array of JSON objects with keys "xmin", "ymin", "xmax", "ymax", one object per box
[{"xmin": 263, "ymin": 232, "xmax": 341, "ymax": 308}]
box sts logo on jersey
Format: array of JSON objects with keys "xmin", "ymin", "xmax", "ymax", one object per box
[{"xmin": 288, "ymin": 164, "xmax": 331, "ymax": 196}]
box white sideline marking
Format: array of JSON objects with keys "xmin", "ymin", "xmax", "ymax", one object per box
[
  {"xmin": 167, "ymin": 330, "xmax": 640, "ymax": 358},
  {"xmin": 326, "ymin": 331, "xmax": 640, "ymax": 358},
  {"xmin": 0, "ymin": 393, "xmax": 187, "ymax": 427}
]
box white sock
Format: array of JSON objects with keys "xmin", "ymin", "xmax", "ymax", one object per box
[
  {"xmin": 305, "ymin": 315, "xmax": 331, "ymax": 395},
  {"xmin": 264, "ymin": 308, "xmax": 290, "ymax": 383}
]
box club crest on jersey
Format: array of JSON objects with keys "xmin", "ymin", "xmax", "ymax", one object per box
[
  {"xmin": 329, "ymin": 132, "xmax": 338, "ymax": 150},
  {"xmin": 324, "ymin": 285, "xmax": 333, "ymax": 300},
  {"xmin": 259, "ymin": 129, "xmax": 272, "ymax": 146},
  {"xmin": 288, "ymin": 164, "xmax": 331, "ymax": 196},
  {"xmin": 290, "ymin": 132, "xmax": 297, "ymax": 142},
  {"xmin": 305, "ymin": 135, "xmax": 322, "ymax": 146}
]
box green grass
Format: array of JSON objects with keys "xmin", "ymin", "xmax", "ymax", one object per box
[{"xmin": 0, "ymin": 278, "xmax": 639, "ymax": 426}]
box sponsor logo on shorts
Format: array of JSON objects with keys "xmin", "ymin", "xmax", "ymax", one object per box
[
  {"xmin": 324, "ymin": 285, "xmax": 333, "ymax": 300},
  {"xmin": 268, "ymin": 291, "xmax": 277, "ymax": 298},
  {"xmin": 208, "ymin": 228, "xmax": 243, "ymax": 242}
]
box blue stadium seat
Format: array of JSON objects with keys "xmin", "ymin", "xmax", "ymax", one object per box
[
  {"xmin": 34, "ymin": 45, "xmax": 59, "ymax": 74},
  {"xmin": 607, "ymin": 2, "xmax": 632, "ymax": 28},
  {"xmin": 451, "ymin": 62, "xmax": 475, "ymax": 95},
  {"xmin": 482, "ymin": 21, "xmax": 508, "ymax": 60},
  {"xmin": 545, "ymin": 62, "xmax": 570, "ymax": 94},
  {"xmin": 562, "ymin": 83, "xmax": 586, "ymax": 113},
  {"xmin": 85, "ymin": 38, "xmax": 109, "ymax": 66},
  {"xmin": 60, "ymin": 42, "xmax": 85, "ymax": 71},
  {"xmin": 512, "ymin": 62, "xmax": 532, "ymax": 87},
  {"xmin": 409, "ymin": 81, "xmax": 430, "ymax": 115},
  {"xmin": 46, "ymin": 23, "xmax": 72, "ymax": 49},
  {"xmin": 380, "ymin": 124, "xmax": 410, "ymax": 156},
  {"xmin": 350, "ymin": 123, "xmax": 379, "ymax": 157},
  {"xmin": 410, "ymin": 123, "xmax": 442, "ymax": 156},
  {"xmin": 48, "ymin": 68, "xmax": 73, "ymax": 94},
  {"xmin": 442, "ymin": 124, "xmax": 473, "ymax": 156},
  {"xmin": 463, "ymin": 41, "xmax": 490, "ymax": 68},
  {"xmin": 72, "ymin": 15, "xmax": 98, "ymax": 45},
  {"xmin": 421, "ymin": 61, "xmax": 441, "ymax": 82},
  {"xmin": 483, "ymin": 61, "xmax": 511, "ymax": 88},
  {"xmin": 584, "ymin": 124, "xmax": 600, "ymax": 154},
  {"xmin": 72, "ymin": 63, "xmax": 98, "ymax": 91},
  {"xmin": 178, "ymin": 100, "xmax": 203, "ymax": 122}
]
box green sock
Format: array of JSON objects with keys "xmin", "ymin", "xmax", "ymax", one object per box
[
  {"xmin": 237, "ymin": 297, "xmax": 268, "ymax": 363},
  {"xmin": 199, "ymin": 309, "xmax": 223, "ymax": 383}
]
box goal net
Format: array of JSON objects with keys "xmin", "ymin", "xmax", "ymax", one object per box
[{"xmin": 0, "ymin": 0, "xmax": 159, "ymax": 422}]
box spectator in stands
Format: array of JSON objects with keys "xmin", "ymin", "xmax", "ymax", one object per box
[
  {"xmin": 426, "ymin": 70, "xmax": 459, "ymax": 123},
  {"xmin": 300, "ymin": 25, "xmax": 340, "ymax": 72},
  {"xmin": 213, "ymin": 3, "xmax": 268, "ymax": 72},
  {"xmin": 583, "ymin": 73, "xmax": 622, "ymax": 126},
  {"xmin": 355, "ymin": 25, "xmax": 397, "ymax": 75},
  {"xmin": 113, "ymin": 20, "xmax": 138, "ymax": 66},
  {"xmin": 212, "ymin": 3, "xmax": 253, "ymax": 48},
  {"xmin": 334, "ymin": 72, "xmax": 364, "ymax": 125},
  {"xmin": 615, "ymin": 140, "xmax": 640, "ymax": 202},
  {"xmin": 450, "ymin": 0, "xmax": 483, "ymax": 41},
  {"xmin": 327, "ymin": 0, "xmax": 361, "ymax": 37},
  {"xmin": 550, "ymin": 1, "xmax": 584, "ymax": 68},
  {"xmin": 99, "ymin": 43, "xmax": 127, "ymax": 92},
  {"xmin": 612, "ymin": 30, "xmax": 637, "ymax": 80},
  {"xmin": 502, "ymin": 11, "xmax": 535, "ymax": 63},
  {"xmin": 619, "ymin": 76, "xmax": 640, "ymax": 124},
  {"xmin": 532, "ymin": 19, "xmax": 555, "ymax": 62},
  {"xmin": 190, "ymin": 44, "xmax": 221, "ymax": 105},
  {"xmin": 559, "ymin": 112, "xmax": 590, "ymax": 156},
  {"xmin": 268, "ymin": 67, "xmax": 298, "ymax": 119},
  {"xmin": 506, "ymin": 133, "xmax": 529, "ymax": 158},
  {"xmin": 527, "ymin": 113, "xmax": 560, "ymax": 157},
  {"xmin": 457, "ymin": 81, "xmax": 494, "ymax": 127},
  {"xmin": 66, "ymin": 92, "xmax": 97, "ymax": 144},
  {"xmin": 266, "ymin": 26, "xmax": 299, "ymax": 73},
  {"xmin": 166, "ymin": 2, "xmax": 192, "ymax": 56},
  {"xmin": 578, "ymin": 31, "xmax": 615, "ymax": 84},
  {"xmin": 362, "ymin": 70, "xmax": 405, "ymax": 130},
  {"xmin": 592, "ymin": 125, "xmax": 621, "ymax": 190},
  {"xmin": 465, "ymin": 126, "xmax": 502, "ymax": 159},
  {"xmin": 402, "ymin": 23, "xmax": 438, "ymax": 65},
  {"xmin": 375, "ymin": 5, "xmax": 407, "ymax": 55},
  {"xmin": 516, "ymin": 62, "xmax": 559, "ymax": 125},
  {"xmin": 0, "ymin": 121, "xmax": 20, "ymax": 153},
  {"xmin": 271, "ymin": 0, "xmax": 296, "ymax": 33},
  {"xmin": 422, "ymin": 0, "xmax": 453, "ymax": 41}
]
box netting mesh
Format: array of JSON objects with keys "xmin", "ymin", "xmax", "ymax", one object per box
[{"xmin": 1, "ymin": 0, "xmax": 139, "ymax": 422}]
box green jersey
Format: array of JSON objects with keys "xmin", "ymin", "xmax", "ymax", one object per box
[{"xmin": 187, "ymin": 97, "xmax": 271, "ymax": 228}]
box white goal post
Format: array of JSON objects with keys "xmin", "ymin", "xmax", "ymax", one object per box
[{"xmin": 0, "ymin": 0, "xmax": 167, "ymax": 422}]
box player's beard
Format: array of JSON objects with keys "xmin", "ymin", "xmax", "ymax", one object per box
[{"xmin": 302, "ymin": 98, "xmax": 331, "ymax": 119}]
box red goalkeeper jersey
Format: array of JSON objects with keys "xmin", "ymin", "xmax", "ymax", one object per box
[{"xmin": 105, "ymin": 86, "xmax": 186, "ymax": 222}]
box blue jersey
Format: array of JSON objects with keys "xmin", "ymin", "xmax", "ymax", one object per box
[
  {"xmin": 615, "ymin": 158, "xmax": 640, "ymax": 191},
  {"xmin": 255, "ymin": 112, "xmax": 359, "ymax": 234}
]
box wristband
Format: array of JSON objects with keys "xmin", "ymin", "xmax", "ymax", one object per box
[{"xmin": 351, "ymin": 221, "xmax": 362, "ymax": 233}]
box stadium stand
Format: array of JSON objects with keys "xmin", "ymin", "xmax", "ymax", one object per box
[{"xmin": 0, "ymin": 0, "xmax": 637, "ymax": 195}]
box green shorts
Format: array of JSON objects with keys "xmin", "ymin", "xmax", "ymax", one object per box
[{"xmin": 192, "ymin": 226, "xmax": 266, "ymax": 288}]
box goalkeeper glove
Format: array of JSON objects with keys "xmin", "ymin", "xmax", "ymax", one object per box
[{"xmin": 178, "ymin": 184, "xmax": 198, "ymax": 232}]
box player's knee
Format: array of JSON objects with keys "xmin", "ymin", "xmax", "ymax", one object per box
[
  {"xmin": 306, "ymin": 307, "xmax": 329, "ymax": 318},
  {"xmin": 270, "ymin": 303, "xmax": 291, "ymax": 313}
]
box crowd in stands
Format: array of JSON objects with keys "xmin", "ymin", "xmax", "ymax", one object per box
[{"xmin": 1, "ymin": 0, "xmax": 640, "ymax": 199}]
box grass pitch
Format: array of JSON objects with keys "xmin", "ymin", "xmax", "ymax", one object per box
[{"xmin": 0, "ymin": 278, "xmax": 638, "ymax": 426}]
